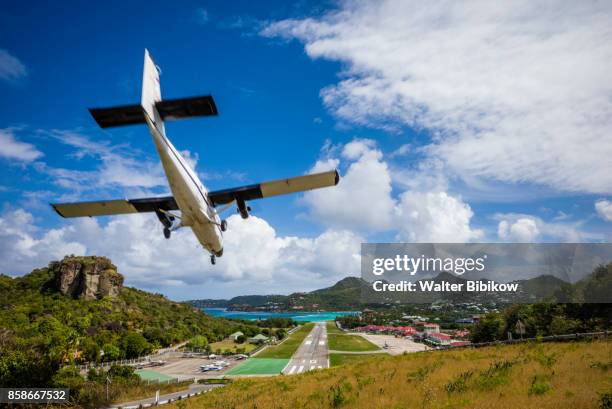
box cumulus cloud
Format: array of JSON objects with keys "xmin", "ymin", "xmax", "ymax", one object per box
[
  {"xmin": 263, "ymin": 0, "xmax": 612, "ymax": 194},
  {"xmin": 595, "ymin": 199, "xmax": 612, "ymax": 222},
  {"xmin": 303, "ymin": 139, "xmax": 395, "ymax": 231},
  {"xmin": 495, "ymin": 213, "xmax": 598, "ymax": 242},
  {"xmin": 0, "ymin": 208, "xmax": 362, "ymax": 297},
  {"xmin": 395, "ymin": 191, "xmax": 483, "ymax": 242},
  {"xmin": 304, "ymin": 138, "xmax": 482, "ymax": 241},
  {"xmin": 498, "ymin": 218, "xmax": 540, "ymax": 242},
  {"xmin": 0, "ymin": 49, "xmax": 27, "ymax": 82},
  {"xmin": 0, "ymin": 129, "xmax": 42, "ymax": 162}
]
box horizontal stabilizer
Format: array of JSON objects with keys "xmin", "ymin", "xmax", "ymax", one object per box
[
  {"xmin": 208, "ymin": 170, "xmax": 340, "ymax": 206},
  {"xmin": 89, "ymin": 95, "xmax": 218, "ymax": 128},
  {"xmin": 89, "ymin": 104, "xmax": 145, "ymax": 128},
  {"xmin": 156, "ymin": 95, "xmax": 218, "ymax": 120},
  {"xmin": 52, "ymin": 196, "xmax": 178, "ymax": 218}
]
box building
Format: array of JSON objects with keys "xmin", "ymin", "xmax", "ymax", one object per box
[
  {"xmin": 248, "ymin": 334, "xmax": 269, "ymax": 344},
  {"xmin": 423, "ymin": 323, "xmax": 440, "ymax": 334},
  {"xmin": 454, "ymin": 329, "xmax": 470, "ymax": 339},
  {"xmin": 229, "ymin": 331, "xmax": 244, "ymax": 341},
  {"xmin": 427, "ymin": 332, "xmax": 451, "ymax": 346}
]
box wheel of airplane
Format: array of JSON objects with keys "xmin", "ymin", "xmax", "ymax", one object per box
[
  {"xmin": 163, "ymin": 227, "xmax": 171, "ymax": 239},
  {"xmin": 210, "ymin": 255, "xmax": 216, "ymax": 265},
  {"xmin": 220, "ymin": 220, "xmax": 228, "ymax": 232}
]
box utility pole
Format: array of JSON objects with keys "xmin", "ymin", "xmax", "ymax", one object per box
[{"xmin": 106, "ymin": 376, "xmax": 112, "ymax": 401}]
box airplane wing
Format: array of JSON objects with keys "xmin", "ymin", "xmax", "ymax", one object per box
[
  {"xmin": 51, "ymin": 196, "xmax": 178, "ymax": 218},
  {"xmin": 208, "ymin": 170, "xmax": 340, "ymax": 206}
]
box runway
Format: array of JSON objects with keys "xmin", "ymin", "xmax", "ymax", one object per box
[{"xmin": 282, "ymin": 321, "xmax": 328, "ymax": 374}]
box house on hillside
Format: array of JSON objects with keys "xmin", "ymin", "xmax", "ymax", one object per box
[
  {"xmin": 229, "ymin": 331, "xmax": 244, "ymax": 341},
  {"xmin": 248, "ymin": 334, "xmax": 269, "ymax": 344},
  {"xmin": 427, "ymin": 332, "xmax": 451, "ymax": 346},
  {"xmin": 423, "ymin": 323, "xmax": 440, "ymax": 334}
]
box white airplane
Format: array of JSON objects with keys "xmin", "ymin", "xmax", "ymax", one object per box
[{"xmin": 51, "ymin": 50, "xmax": 339, "ymax": 265}]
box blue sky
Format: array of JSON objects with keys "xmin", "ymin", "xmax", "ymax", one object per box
[{"xmin": 0, "ymin": 1, "xmax": 611, "ymax": 299}]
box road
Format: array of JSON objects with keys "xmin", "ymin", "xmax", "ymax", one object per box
[
  {"xmin": 282, "ymin": 321, "xmax": 329, "ymax": 375},
  {"xmin": 108, "ymin": 383, "xmax": 222, "ymax": 409}
]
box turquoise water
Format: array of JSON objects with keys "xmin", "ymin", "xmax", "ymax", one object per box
[{"xmin": 203, "ymin": 308, "xmax": 358, "ymax": 322}]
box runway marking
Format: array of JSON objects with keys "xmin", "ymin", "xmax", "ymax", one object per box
[
  {"xmin": 288, "ymin": 365, "xmax": 297, "ymax": 374},
  {"xmin": 302, "ymin": 359, "xmax": 306, "ymax": 363},
  {"xmin": 305, "ymin": 340, "xmax": 312, "ymax": 345},
  {"xmin": 310, "ymin": 359, "xmax": 317, "ymax": 364},
  {"xmin": 309, "ymin": 366, "xmax": 316, "ymax": 371},
  {"xmin": 319, "ymin": 341, "xmax": 325, "ymax": 345},
  {"xmin": 317, "ymin": 365, "xmax": 322, "ymax": 369},
  {"xmin": 297, "ymin": 365, "xmax": 304, "ymax": 373}
]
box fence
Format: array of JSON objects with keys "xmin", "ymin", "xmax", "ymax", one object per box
[
  {"xmin": 143, "ymin": 377, "xmax": 195, "ymax": 386},
  {"xmin": 461, "ymin": 330, "xmax": 611, "ymax": 349}
]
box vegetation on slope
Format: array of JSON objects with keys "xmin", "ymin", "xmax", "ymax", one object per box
[
  {"xmin": 0, "ymin": 258, "xmax": 259, "ymax": 406},
  {"xmin": 168, "ymin": 339, "xmax": 612, "ymax": 409},
  {"xmin": 256, "ymin": 323, "xmax": 314, "ymax": 359}
]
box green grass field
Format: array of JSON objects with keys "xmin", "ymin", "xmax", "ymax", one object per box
[
  {"xmin": 226, "ymin": 358, "xmax": 290, "ymax": 375},
  {"xmin": 256, "ymin": 323, "xmax": 314, "ymax": 359},
  {"xmin": 327, "ymin": 334, "xmax": 380, "ymax": 352},
  {"xmin": 329, "ymin": 353, "xmax": 387, "ymax": 367},
  {"xmin": 134, "ymin": 369, "xmax": 175, "ymax": 382},
  {"xmin": 326, "ymin": 321, "xmax": 344, "ymax": 334},
  {"xmin": 209, "ymin": 339, "xmax": 257, "ymax": 354}
]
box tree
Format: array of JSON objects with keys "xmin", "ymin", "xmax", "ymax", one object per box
[
  {"xmin": 187, "ymin": 335, "xmax": 208, "ymax": 350},
  {"xmin": 102, "ymin": 343, "xmax": 122, "ymax": 361},
  {"xmin": 121, "ymin": 333, "xmax": 151, "ymax": 359},
  {"xmin": 471, "ymin": 313, "xmax": 504, "ymax": 343},
  {"xmin": 236, "ymin": 335, "xmax": 246, "ymax": 344}
]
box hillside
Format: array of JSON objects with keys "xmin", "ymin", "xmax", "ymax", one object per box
[
  {"xmin": 0, "ymin": 256, "xmax": 256, "ymax": 387},
  {"xmin": 167, "ymin": 339, "xmax": 612, "ymax": 409},
  {"xmin": 186, "ymin": 277, "xmax": 368, "ymax": 311},
  {"xmin": 187, "ymin": 270, "xmax": 602, "ymax": 310}
]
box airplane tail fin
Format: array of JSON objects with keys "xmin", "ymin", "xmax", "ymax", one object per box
[
  {"xmin": 141, "ymin": 49, "xmax": 164, "ymax": 133},
  {"xmin": 88, "ymin": 50, "xmax": 218, "ymax": 129}
]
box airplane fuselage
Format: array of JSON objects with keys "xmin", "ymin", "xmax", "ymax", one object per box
[{"xmin": 144, "ymin": 115, "xmax": 223, "ymax": 256}]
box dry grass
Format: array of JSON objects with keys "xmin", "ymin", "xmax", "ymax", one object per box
[
  {"xmin": 210, "ymin": 339, "xmax": 257, "ymax": 354},
  {"xmin": 112, "ymin": 380, "xmax": 193, "ymax": 403},
  {"xmin": 166, "ymin": 339, "xmax": 612, "ymax": 409}
]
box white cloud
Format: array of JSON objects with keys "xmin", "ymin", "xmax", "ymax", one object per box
[
  {"xmin": 304, "ymin": 138, "xmax": 482, "ymax": 241},
  {"xmin": 303, "ymin": 139, "xmax": 395, "ymax": 231},
  {"xmin": 495, "ymin": 213, "xmax": 598, "ymax": 242},
  {"xmin": 595, "ymin": 199, "xmax": 612, "ymax": 222},
  {"xmin": 37, "ymin": 130, "xmax": 166, "ymax": 195},
  {"xmin": 0, "ymin": 208, "xmax": 362, "ymax": 298},
  {"xmin": 395, "ymin": 191, "xmax": 483, "ymax": 242},
  {"xmin": 0, "ymin": 49, "xmax": 27, "ymax": 82},
  {"xmin": 263, "ymin": 0, "xmax": 612, "ymax": 194},
  {"xmin": 498, "ymin": 218, "xmax": 539, "ymax": 242},
  {"xmin": 0, "ymin": 129, "xmax": 42, "ymax": 162}
]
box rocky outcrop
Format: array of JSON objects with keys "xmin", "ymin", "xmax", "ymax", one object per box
[{"xmin": 51, "ymin": 256, "xmax": 123, "ymax": 300}]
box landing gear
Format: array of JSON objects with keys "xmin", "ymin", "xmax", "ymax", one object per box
[
  {"xmin": 220, "ymin": 219, "xmax": 228, "ymax": 232},
  {"xmin": 236, "ymin": 198, "xmax": 251, "ymax": 219},
  {"xmin": 163, "ymin": 227, "xmax": 171, "ymax": 239},
  {"xmin": 210, "ymin": 255, "xmax": 216, "ymax": 265}
]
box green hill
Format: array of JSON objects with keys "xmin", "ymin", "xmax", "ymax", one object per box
[{"xmin": 0, "ymin": 256, "xmax": 256, "ymax": 388}]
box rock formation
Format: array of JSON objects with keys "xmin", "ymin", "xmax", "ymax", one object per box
[{"xmin": 51, "ymin": 256, "xmax": 123, "ymax": 300}]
